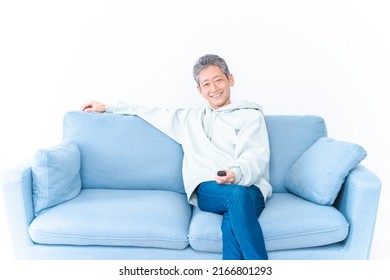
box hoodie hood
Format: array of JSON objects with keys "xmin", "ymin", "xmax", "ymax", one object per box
[{"xmin": 211, "ymin": 100, "xmax": 264, "ymax": 113}]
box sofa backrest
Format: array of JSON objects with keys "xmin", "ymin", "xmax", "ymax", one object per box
[
  {"xmin": 63, "ymin": 111, "xmax": 327, "ymax": 194},
  {"xmin": 265, "ymin": 115, "xmax": 327, "ymax": 192},
  {"xmin": 63, "ymin": 111, "xmax": 185, "ymax": 193}
]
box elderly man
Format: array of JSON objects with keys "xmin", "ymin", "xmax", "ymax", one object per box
[{"xmin": 81, "ymin": 54, "xmax": 271, "ymax": 259}]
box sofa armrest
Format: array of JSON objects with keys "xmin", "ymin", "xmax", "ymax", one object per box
[
  {"xmin": 334, "ymin": 165, "xmax": 381, "ymax": 259},
  {"xmin": 1, "ymin": 160, "xmax": 35, "ymax": 259}
]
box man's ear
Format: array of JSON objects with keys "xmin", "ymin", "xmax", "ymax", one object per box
[{"xmin": 229, "ymin": 74, "xmax": 235, "ymax": 87}]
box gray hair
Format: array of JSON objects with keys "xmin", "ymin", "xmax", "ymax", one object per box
[{"xmin": 193, "ymin": 54, "xmax": 230, "ymax": 85}]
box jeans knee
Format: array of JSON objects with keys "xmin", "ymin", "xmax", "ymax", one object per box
[
  {"xmin": 229, "ymin": 186, "xmax": 263, "ymax": 213},
  {"xmin": 230, "ymin": 186, "xmax": 252, "ymax": 204}
]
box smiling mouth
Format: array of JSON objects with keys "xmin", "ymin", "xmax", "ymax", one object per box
[{"xmin": 211, "ymin": 92, "xmax": 223, "ymax": 98}]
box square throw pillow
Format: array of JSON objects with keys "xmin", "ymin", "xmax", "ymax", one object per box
[
  {"xmin": 285, "ymin": 137, "xmax": 367, "ymax": 205},
  {"xmin": 32, "ymin": 139, "xmax": 81, "ymax": 215}
]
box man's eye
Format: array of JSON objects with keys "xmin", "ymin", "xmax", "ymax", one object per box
[{"xmin": 203, "ymin": 83, "xmax": 209, "ymax": 88}]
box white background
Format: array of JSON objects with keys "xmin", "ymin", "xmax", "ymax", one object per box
[{"xmin": 1, "ymin": 0, "xmax": 389, "ymax": 260}]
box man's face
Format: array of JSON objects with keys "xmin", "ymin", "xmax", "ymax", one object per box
[{"xmin": 197, "ymin": 65, "xmax": 234, "ymax": 110}]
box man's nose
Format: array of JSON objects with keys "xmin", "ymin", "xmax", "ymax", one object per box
[{"xmin": 211, "ymin": 82, "xmax": 218, "ymax": 92}]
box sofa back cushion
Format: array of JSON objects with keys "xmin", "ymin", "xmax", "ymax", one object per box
[
  {"xmin": 265, "ymin": 115, "xmax": 327, "ymax": 192},
  {"xmin": 63, "ymin": 111, "xmax": 185, "ymax": 193}
]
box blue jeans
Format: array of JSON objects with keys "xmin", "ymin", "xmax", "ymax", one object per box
[{"xmin": 197, "ymin": 181, "xmax": 268, "ymax": 260}]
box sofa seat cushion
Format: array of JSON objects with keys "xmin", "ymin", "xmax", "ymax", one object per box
[
  {"xmin": 28, "ymin": 189, "xmax": 191, "ymax": 250},
  {"xmin": 188, "ymin": 193, "xmax": 349, "ymax": 253}
]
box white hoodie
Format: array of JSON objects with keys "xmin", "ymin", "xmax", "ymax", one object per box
[{"xmin": 106, "ymin": 100, "xmax": 272, "ymax": 206}]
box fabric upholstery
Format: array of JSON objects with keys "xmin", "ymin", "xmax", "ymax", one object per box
[
  {"xmin": 188, "ymin": 193, "xmax": 349, "ymax": 253},
  {"xmin": 63, "ymin": 112, "xmax": 185, "ymax": 193},
  {"xmin": 265, "ymin": 115, "xmax": 327, "ymax": 192},
  {"xmin": 285, "ymin": 137, "xmax": 367, "ymax": 205},
  {"xmin": 28, "ymin": 189, "xmax": 191, "ymax": 249},
  {"xmin": 31, "ymin": 139, "xmax": 81, "ymax": 216}
]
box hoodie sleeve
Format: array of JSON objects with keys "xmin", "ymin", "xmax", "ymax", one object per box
[
  {"xmin": 228, "ymin": 111, "xmax": 270, "ymax": 186},
  {"xmin": 106, "ymin": 101, "xmax": 185, "ymax": 144}
]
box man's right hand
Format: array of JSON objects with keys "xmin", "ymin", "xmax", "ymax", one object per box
[
  {"xmin": 216, "ymin": 169, "xmax": 236, "ymax": 185},
  {"xmin": 81, "ymin": 101, "xmax": 107, "ymax": 113}
]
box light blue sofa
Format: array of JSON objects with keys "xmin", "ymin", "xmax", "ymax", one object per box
[{"xmin": 1, "ymin": 111, "xmax": 381, "ymax": 259}]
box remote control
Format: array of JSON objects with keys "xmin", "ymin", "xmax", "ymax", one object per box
[{"xmin": 217, "ymin": 170, "xmax": 227, "ymax": 176}]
